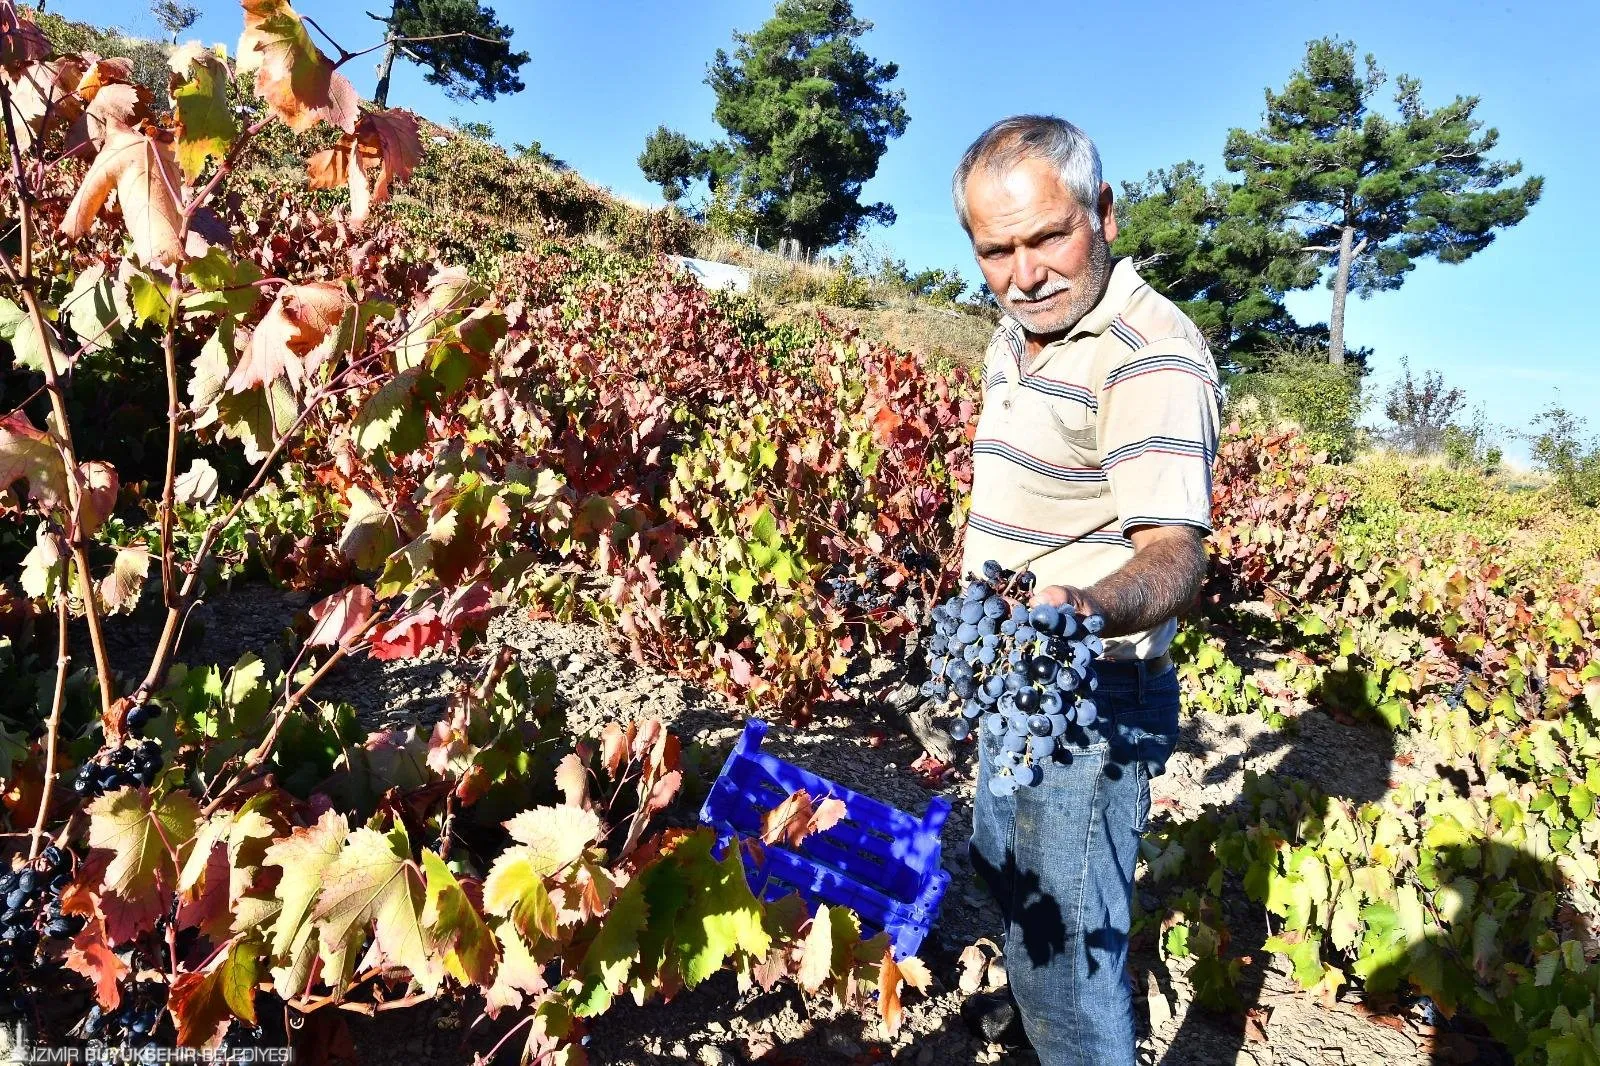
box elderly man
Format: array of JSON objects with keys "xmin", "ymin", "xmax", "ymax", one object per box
[{"xmin": 951, "ymin": 116, "xmax": 1219, "ymax": 1064}]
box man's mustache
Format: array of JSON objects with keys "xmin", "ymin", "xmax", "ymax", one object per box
[{"xmin": 1006, "ymin": 278, "xmax": 1071, "ymax": 304}]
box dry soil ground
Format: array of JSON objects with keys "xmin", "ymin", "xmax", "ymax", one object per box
[{"xmin": 89, "ymin": 585, "xmax": 1510, "ymax": 1066}]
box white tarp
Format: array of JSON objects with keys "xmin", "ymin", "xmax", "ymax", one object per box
[{"xmin": 668, "ymin": 255, "xmax": 752, "ymax": 294}]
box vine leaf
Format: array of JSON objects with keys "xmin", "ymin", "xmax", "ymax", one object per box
[
  {"xmin": 85, "ymin": 787, "xmax": 201, "ymax": 942},
  {"xmin": 573, "ymin": 875, "xmax": 648, "ymax": 1017},
  {"xmin": 226, "ymin": 281, "xmax": 353, "ymax": 393},
  {"xmin": 259, "ymin": 810, "xmax": 347, "ymax": 997},
  {"xmin": 306, "ymin": 585, "xmax": 375, "ymax": 648},
  {"xmin": 554, "ymin": 754, "xmax": 588, "ymax": 808},
  {"xmin": 796, "ymin": 903, "xmax": 833, "ymax": 993},
  {"xmin": 216, "ymin": 379, "xmax": 298, "ymax": 463},
  {"xmin": 311, "ymin": 823, "xmax": 438, "ymax": 993},
  {"xmin": 236, "ymin": 0, "xmax": 357, "ymax": 134},
  {"xmin": 0, "ymin": 295, "xmax": 67, "ymax": 371},
  {"xmin": 167, "ymin": 936, "xmax": 261, "ymax": 1048},
  {"xmin": 420, "ymin": 850, "xmax": 497, "ymax": 988},
  {"xmin": 676, "ymin": 833, "xmax": 770, "ymax": 987},
  {"xmin": 483, "ymin": 807, "xmax": 602, "ymax": 942},
  {"xmin": 64, "ymin": 932, "xmax": 130, "ymax": 1011},
  {"xmin": 338, "ymin": 485, "xmax": 400, "ymax": 570},
  {"xmin": 483, "ymin": 923, "xmax": 547, "ymax": 1015},
  {"xmin": 99, "ymin": 545, "xmax": 150, "ymax": 613},
  {"xmin": 61, "ymin": 128, "xmax": 187, "ymax": 267},
  {"xmin": 168, "ymin": 43, "xmax": 235, "ymax": 182},
  {"xmin": 0, "ymin": 410, "xmax": 67, "ymax": 512},
  {"xmin": 62, "ymin": 263, "xmax": 127, "ymax": 355},
  {"xmin": 306, "ymin": 109, "xmax": 422, "ymax": 226},
  {"xmin": 78, "ymin": 459, "xmax": 119, "ymax": 537},
  {"xmin": 352, "ymin": 366, "xmax": 424, "ymax": 456},
  {"xmin": 0, "ymin": 56, "xmax": 86, "ymax": 154},
  {"xmin": 174, "ymin": 457, "xmax": 220, "ymax": 507}
]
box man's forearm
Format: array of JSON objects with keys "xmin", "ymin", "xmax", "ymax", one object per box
[{"xmin": 1083, "ymin": 533, "xmax": 1206, "ymax": 639}]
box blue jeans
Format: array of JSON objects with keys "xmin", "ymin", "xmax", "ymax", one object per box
[{"xmin": 970, "ymin": 661, "xmax": 1180, "ymax": 1066}]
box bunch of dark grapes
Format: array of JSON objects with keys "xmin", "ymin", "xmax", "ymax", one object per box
[
  {"xmin": 73, "ymin": 703, "xmax": 164, "ymax": 800},
  {"xmin": 72, "ymin": 738, "xmax": 163, "ymax": 799},
  {"xmin": 820, "ymin": 557, "xmax": 911, "ymax": 614},
  {"xmin": 80, "ymin": 994, "xmax": 167, "ymax": 1048},
  {"xmin": 922, "ymin": 560, "xmax": 1105, "ymax": 796},
  {"xmin": 0, "ymin": 845, "xmax": 85, "ymax": 1019}
]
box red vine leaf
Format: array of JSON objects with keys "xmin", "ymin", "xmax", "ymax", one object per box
[
  {"xmin": 64, "ymin": 932, "xmax": 129, "ymax": 1011},
  {"xmin": 306, "ymin": 584, "xmax": 374, "ymax": 648},
  {"xmin": 77, "ymin": 458, "xmax": 119, "ymax": 537},
  {"xmin": 236, "ymin": 0, "xmax": 357, "ymax": 134},
  {"xmin": 0, "ymin": 7, "xmax": 50, "ymax": 66},
  {"xmin": 167, "ymin": 937, "xmax": 261, "ymax": 1048}
]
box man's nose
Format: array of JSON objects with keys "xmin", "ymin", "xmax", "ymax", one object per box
[{"xmin": 1013, "ymin": 247, "xmax": 1046, "ymax": 293}]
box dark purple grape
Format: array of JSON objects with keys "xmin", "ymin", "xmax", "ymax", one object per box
[
  {"xmin": 1028, "ymin": 657, "xmax": 1059, "ymax": 684},
  {"xmin": 1015, "ymin": 688, "xmax": 1039, "ymax": 713}
]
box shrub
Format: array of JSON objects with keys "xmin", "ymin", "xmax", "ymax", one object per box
[
  {"xmin": 1379, "ymin": 356, "xmax": 1468, "ymax": 455},
  {"xmin": 1225, "ymin": 354, "xmax": 1365, "ymax": 460},
  {"xmin": 1528, "ymin": 404, "xmax": 1600, "ymax": 507}
]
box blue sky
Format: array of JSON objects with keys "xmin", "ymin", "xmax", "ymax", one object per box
[{"xmin": 56, "ymin": 0, "xmax": 1596, "ymax": 461}]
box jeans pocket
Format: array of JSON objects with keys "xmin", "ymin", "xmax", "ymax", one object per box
[
  {"xmin": 1133, "ymin": 757, "xmax": 1152, "ymax": 835},
  {"xmin": 1130, "ymin": 732, "xmax": 1175, "ymax": 834}
]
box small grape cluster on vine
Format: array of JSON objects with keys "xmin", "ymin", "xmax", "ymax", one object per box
[{"xmin": 923, "ymin": 560, "xmax": 1105, "ymax": 794}]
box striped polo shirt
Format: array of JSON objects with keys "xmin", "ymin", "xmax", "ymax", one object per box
[{"xmin": 959, "ymin": 257, "xmax": 1220, "ymax": 660}]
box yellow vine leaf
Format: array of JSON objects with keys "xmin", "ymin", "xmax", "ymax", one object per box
[
  {"xmin": 420, "ymin": 850, "xmax": 498, "ymax": 988},
  {"xmin": 258, "ymin": 809, "xmax": 346, "ymax": 996},
  {"xmin": 311, "ymin": 824, "xmax": 440, "ymax": 994},
  {"xmin": 483, "ymin": 806, "xmax": 602, "ymax": 942},
  {"xmin": 168, "ymin": 43, "xmax": 235, "ymax": 181}
]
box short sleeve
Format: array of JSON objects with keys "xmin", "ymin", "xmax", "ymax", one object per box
[{"xmin": 1097, "ymin": 342, "xmax": 1221, "ymax": 534}]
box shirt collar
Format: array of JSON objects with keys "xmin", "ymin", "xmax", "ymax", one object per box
[{"xmin": 1069, "ymin": 256, "xmax": 1143, "ymax": 340}]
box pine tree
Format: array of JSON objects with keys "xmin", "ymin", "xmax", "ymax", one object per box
[
  {"xmin": 638, "ymin": 0, "xmax": 908, "ymax": 249},
  {"xmin": 1225, "ymin": 38, "xmax": 1541, "ymax": 364},
  {"xmin": 150, "ymin": 0, "xmax": 198, "ymax": 45},
  {"xmin": 370, "ymin": 0, "xmax": 529, "ymax": 109},
  {"xmin": 1112, "ymin": 161, "xmax": 1321, "ymax": 372}
]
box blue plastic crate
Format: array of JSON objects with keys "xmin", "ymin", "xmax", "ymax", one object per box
[{"xmin": 698, "ymin": 719, "xmax": 951, "ymax": 958}]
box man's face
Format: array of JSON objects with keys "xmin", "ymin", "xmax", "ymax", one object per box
[{"xmin": 964, "ymin": 156, "xmax": 1118, "ymax": 338}]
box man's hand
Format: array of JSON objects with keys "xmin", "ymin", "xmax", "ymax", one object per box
[{"xmin": 1031, "ymin": 525, "xmax": 1207, "ymax": 639}]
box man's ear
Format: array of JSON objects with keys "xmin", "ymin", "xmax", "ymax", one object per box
[{"xmin": 1099, "ymin": 181, "xmax": 1118, "ymax": 245}]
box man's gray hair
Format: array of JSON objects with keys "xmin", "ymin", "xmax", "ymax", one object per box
[{"xmin": 951, "ymin": 115, "xmax": 1104, "ymax": 234}]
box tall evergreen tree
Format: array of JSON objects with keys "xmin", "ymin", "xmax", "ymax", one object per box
[
  {"xmin": 150, "ymin": 0, "xmax": 198, "ymax": 44},
  {"xmin": 638, "ymin": 0, "xmax": 908, "ymax": 249},
  {"xmin": 1113, "ymin": 161, "xmax": 1322, "ymax": 372},
  {"xmin": 369, "ymin": 0, "xmax": 528, "ymax": 109},
  {"xmin": 1225, "ymin": 38, "xmax": 1542, "ymax": 364}
]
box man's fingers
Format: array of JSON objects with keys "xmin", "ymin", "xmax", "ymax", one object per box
[{"xmin": 1029, "ymin": 584, "xmax": 1070, "ymax": 608}]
